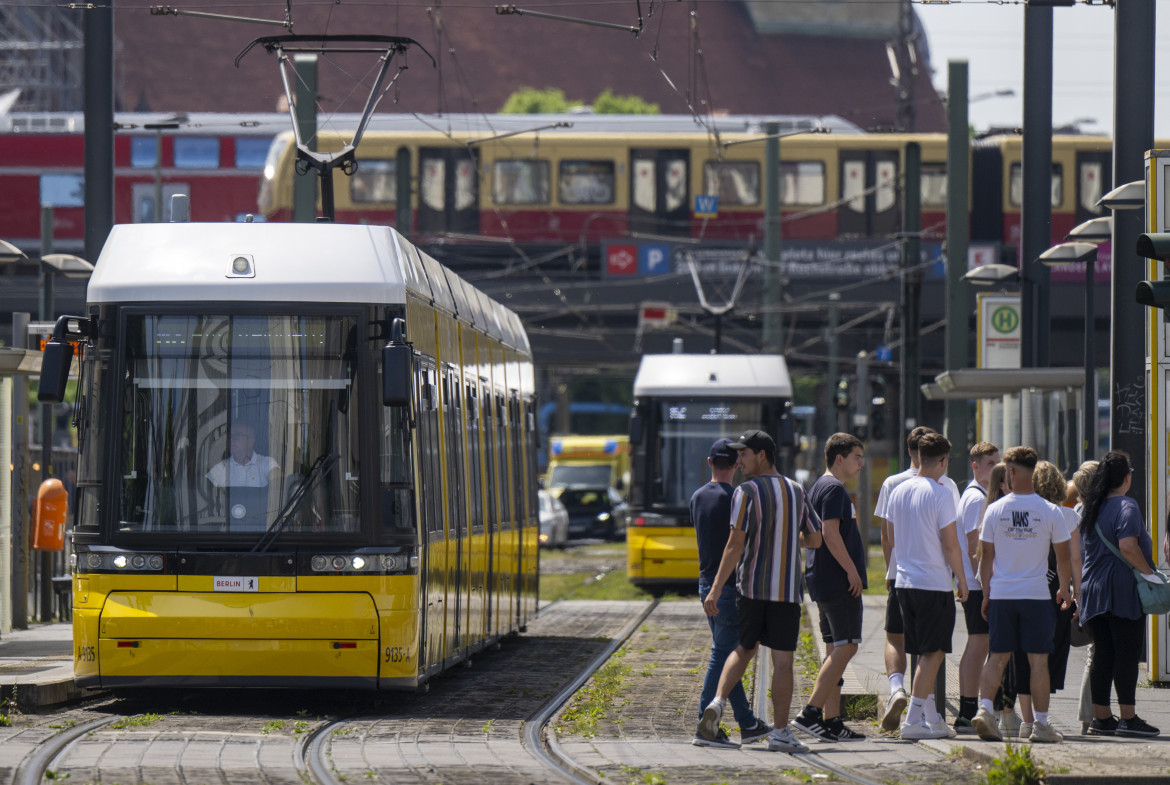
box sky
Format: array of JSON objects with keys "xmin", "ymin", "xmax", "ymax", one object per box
[{"xmin": 915, "ymin": 0, "xmax": 1169, "ymax": 138}]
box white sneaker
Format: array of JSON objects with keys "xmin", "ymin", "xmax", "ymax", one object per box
[
  {"xmin": 1029, "ymin": 722, "xmax": 1064, "ymax": 743},
  {"xmin": 973, "ymin": 707, "xmax": 1003, "ymax": 741},
  {"xmin": 698, "ymin": 698, "xmax": 725, "ymax": 743},
  {"xmin": 1019, "ymin": 721, "xmax": 1033, "ymax": 739},
  {"xmin": 900, "ymin": 719, "xmax": 950, "ymax": 740},
  {"xmin": 881, "ymin": 688, "xmax": 908, "ymax": 731},
  {"xmin": 927, "ymin": 719, "xmax": 957, "ymax": 739},
  {"xmin": 999, "ymin": 711, "xmax": 1022, "ymax": 735},
  {"xmin": 767, "ymin": 726, "xmax": 810, "ymax": 753}
]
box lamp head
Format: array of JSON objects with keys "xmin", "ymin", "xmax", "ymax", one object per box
[
  {"xmin": 1096, "ymin": 180, "xmax": 1144, "ymax": 211},
  {"xmin": 1038, "ymin": 242, "xmax": 1098, "ymax": 267},
  {"xmin": 1065, "ymin": 216, "xmax": 1112, "ymax": 244},
  {"xmin": 962, "ymin": 263, "xmax": 1020, "ymax": 286},
  {"xmin": 41, "ymin": 253, "xmax": 95, "ymax": 279}
]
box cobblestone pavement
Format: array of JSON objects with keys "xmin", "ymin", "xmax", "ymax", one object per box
[{"xmin": 555, "ymin": 601, "xmax": 991, "ymax": 785}]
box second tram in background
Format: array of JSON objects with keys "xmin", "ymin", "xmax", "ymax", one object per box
[
  {"xmin": 40, "ymin": 217, "xmax": 539, "ymax": 690},
  {"xmin": 625, "ymin": 353, "xmax": 793, "ymax": 590}
]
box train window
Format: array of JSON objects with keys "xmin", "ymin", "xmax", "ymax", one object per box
[
  {"xmin": 174, "ymin": 138, "xmax": 221, "ymax": 168},
  {"xmin": 632, "ymin": 159, "xmax": 655, "ymax": 212},
  {"xmin": 780, "ymin": 161, "xmax": 825, "ymax": 205},
  {"xmin": 1009, "ymin": 163, "xmax": 1064, "ymax": 208},
  {"xmin": 351, "ymin": 159, "xmax": 398, "ymax": 204},
  {"xmin": 131, "ymin": 136, "xmax": 158, "ymax": 168},
  {"xmin": 665, "ymin": 159, "xmax": 687, "ymax": 211},
  {"xmin": 40, "ymin": 174, "xmax": 85, "ymax": 208},
  {"xmin": 492, "ymin": 160, "xmax": 550, "ymax": 205},
  {"xmin": 559, "ymin": 160, "xmax": 615, "ymax": 204},
  {"xmin": 1080, "ymin": 161, "xmax": 1105, "ymax": 214},
  {"xmin": 235, "ymin": 137, "xmax": 275, "ymax": 169},
  {"xmin": 421, "ymin": 158, "xmax": 445, "ymax": 210},
  {"xmin": 875, "ymin": 160, "xmax": 897, "ymax": 212},
  {"xmin": 921, "ymin": 165, "xmax": 947, "ymax": 207},
  {"xmin": 703, "ymin": 161, "xmax": 760, "ymax": 206}
]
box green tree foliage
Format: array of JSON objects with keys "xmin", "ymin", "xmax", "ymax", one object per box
[
  {"xmin": 591, "ymin": 89, "xmax": 659, "ymax": 115},
  {"xmin": 499, "ymin": 87, "xmax": 660, "ymax": 114},
  {"xmin": 500, "ymin": 87, "xmax": 581, "ymax": 114}
]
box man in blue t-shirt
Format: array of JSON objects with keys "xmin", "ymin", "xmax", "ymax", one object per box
[
  {"xmin": 792, "ymin": 433, "xmax": 868, "ymax": 742},
  {"xmin": 690, "ymin": 438, "xmax": 770, "ymax": 748}
]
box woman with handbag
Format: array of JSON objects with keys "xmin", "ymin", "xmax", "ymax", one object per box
[{"xmin": 1078, "ymin": 451, "xmax": 1162, "ymax": 737}]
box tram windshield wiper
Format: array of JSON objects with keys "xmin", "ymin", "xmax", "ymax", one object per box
[{"xmin": 251, "ymin": 452, "xmax": 339, "ymax": 553}]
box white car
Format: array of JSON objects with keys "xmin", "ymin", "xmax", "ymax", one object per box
[{"xmin": 538, "ymin": 489, "xmax": 569, "ymax": 548}]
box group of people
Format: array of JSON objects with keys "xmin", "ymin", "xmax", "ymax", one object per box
[{"xmin": 690, "ymin": 424, "xmax": 1164, "ymax": 753}]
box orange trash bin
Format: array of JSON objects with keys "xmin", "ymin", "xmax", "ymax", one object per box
[{"xmin": 33, "ymin": 478, "xmax": 68, "ymax": 551}]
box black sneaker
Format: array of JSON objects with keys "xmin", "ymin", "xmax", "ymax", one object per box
[
  {"xmin": 826, "ymin": 716, "xmax": 865, "ymax": 741},
  {"xmin": 692, "ymin": 727, "xmax": 741, "ymax": 748},
  {"xmin": 740, "ymin": 718, "xmax": 773, "ymax": 744},
  {"xmin": 790, "ymin": 709, "xmax": 837, "ymax": 742},
  {"xmin": 1088, "ymin": 716, "xmax": 1119, "ymax": 736},
  {"xmin": 1117, "ymin": 715, "xmax": 1160, "ymax": 738}
]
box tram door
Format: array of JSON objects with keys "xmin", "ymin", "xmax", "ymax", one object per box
[
  {"xmin": 442, "ymin": 366, "xmax": 467, "ymax": 660},
  {"xmin": 629, "ymin": 148, "xmax": 691, "ymax": 237},
  {"xmin": 838, "ymin": 150, "xmax": 899, "ymax": 239},
  {"xmin": 481, "ymin": 380, "xmax": 499, "ymax": 637},
  {"xmin": 418, "ymin": 363, "xmax": 445, "ymax": 671},
  {"xmin": 418, "ymin": 147, "xmax": 480, "ymax": 236},
  {"xmin": 1075, "ymin": 150, "xmax": 1111, "ymax": 227}
]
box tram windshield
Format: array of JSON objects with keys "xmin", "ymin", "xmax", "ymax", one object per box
[
  {"xmin": 117, "ymin": 313, "xmax": 362, "ymax": 535},
  {"xmin": 649, "ymin": 399, "xmax": 765, "ymax": 510}
]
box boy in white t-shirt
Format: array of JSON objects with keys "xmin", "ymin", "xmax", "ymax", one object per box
[
  {"xmin": 972, "ymin": 446, "xmax": 1075, "ymax": 744},
  {"xmin": 886, "ymin": 432, "xmax": 969, "ymax": 740}
]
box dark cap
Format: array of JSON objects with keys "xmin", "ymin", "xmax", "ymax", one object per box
[
  {"xmin": 729, "ymin": 429, "xmax": 776, "ymax": 455},
  {"xmin": 709, "ymin": 438, "xmax": 738, "ymax": 462}
]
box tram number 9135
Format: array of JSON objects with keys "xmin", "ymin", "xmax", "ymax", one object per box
[
  {"xmin": 384, "ymin": 646, "xmax": 406, "ymax": 663},
  {"xmin": 77, "ymin": 646, "xmax": 96, "ymax": 662}
]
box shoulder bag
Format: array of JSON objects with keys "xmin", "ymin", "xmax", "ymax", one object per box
[{"xmin": 1094, "ymin": 522, "xmax": 1170, "ymax": 616}]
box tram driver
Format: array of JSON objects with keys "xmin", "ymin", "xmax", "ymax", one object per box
[{"xmin": 205, "ymin": 421, "xmax": 282, "ymax": 531}]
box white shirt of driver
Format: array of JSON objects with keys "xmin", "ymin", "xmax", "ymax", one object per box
[
  {"xmin": 979, "ymin": 492, "xmax": 1070, "ymax": 600},
  {"xmin": 206, "ymin": 453, "xmax": 279, "ymax": 488},
  {"xmin": 876, "ymin": 468, "xmax": 960, "ymax": 581},
  {"xmin": 888, "ymin": 475, "xmax": 959, "ymax": 592}
]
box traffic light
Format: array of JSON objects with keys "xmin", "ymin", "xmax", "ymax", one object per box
[
  {"xmin": 870, "ymin": 374, "xmax": 887, "ymax": 440},
  {"xmin": 1136, "ymin": 233, "xmax": 1170, "ymax": 313},
  {"xmin": 834, "ymin": 376, "xmax": 850, "ymax": 410}
]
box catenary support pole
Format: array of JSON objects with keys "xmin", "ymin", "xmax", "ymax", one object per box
[
  {"xmin": 83, "ymin": 0, "xmax": 114, "ymax": 264},
  {"xmin": 763, "ymin": 121, "xmax": 783, "ymax": 355},
  {"xmin": 900, "ymin": 143, "xmax": 922, "ymax": 470},
  {"xmin": 1021, "ymin": 5, "xmax": 1053, "ymax": 368},
  {"xmin": 945, "ymin": 61, "xmax": 971, "ymax": 477},
  {"xmin": 293, "ymin": 54, "xmax": 319, "ymax": 223}
]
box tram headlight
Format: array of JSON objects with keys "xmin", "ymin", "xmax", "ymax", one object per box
[
  {"xmin": 351, "ymin": 556, "xmax": 366, "ymax": 571},
  {"xmin": 381, "ymin": 553, "xmax": 412, "ymax": 572},
  {"xmin": 148, "ymin": 555, "xmax": 164, "ymax": 570},
  {"xmin": 86, "ymin": 553, "xmax": 103, "ymax": 570},
  {"xmin": 70, "ymin": 553, "xmax": 78, "ymax": 569},
  {"xmin": 131, "ymin": 554, "xmax": 146, "ymax": 569},
  {"xmin": 311, "ymin": 555, "xmax": 329, "ymax": 571},
  {"xmin": 331, "ymin": 556, "xmax": 347, "ymax": 571},
  {"xmin": 113, "ymin": 555, "xmax": 128, "ymax": 569}
]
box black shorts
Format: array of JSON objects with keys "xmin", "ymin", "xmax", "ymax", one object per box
[
  {"xmin": 895, "ymin": 587, "xmax": 955, "ymax": 655},
  {"xmin": 884, "ymin": 587, "xmax": 904, "ymax": 635},
  {"xmin": 962, "ymin": 589, "xmax": 990, "ymax": 635},
  {"xmin": 817, "ymin": 592, "xmax": 864, "ymax": 645},
  {"xmin": 737, "ymin": 595, "xmax": 801, "ymax": 652},
  {"xmin": 988, "ymin": 599, "xmax": 1056, "ymax": 655}
]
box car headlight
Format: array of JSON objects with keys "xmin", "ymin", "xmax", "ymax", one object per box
[{"xmin": 597, "ymin": 511, "xmax": 611, "ymax": 522}]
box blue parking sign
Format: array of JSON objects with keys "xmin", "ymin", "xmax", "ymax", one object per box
[{"xmin": 639, "ymin": 244, "xmax": 672, "ymax": 276}]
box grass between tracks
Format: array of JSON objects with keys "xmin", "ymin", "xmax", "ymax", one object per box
[{"xmin": 540, "ymin": 542, "xmax": 686, "ymax": 603}]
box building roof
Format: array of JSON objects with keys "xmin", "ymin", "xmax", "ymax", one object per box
[{"xmin": 111, "ymin": 1, "xmax": 945, "ymax": 132}]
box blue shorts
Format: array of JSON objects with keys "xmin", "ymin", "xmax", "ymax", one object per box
[{"xmin": 988, "ymin": 598, "xmax": 1056, "ymax": 654}]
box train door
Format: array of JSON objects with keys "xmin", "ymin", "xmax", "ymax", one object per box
[
  {"xmin": 465, "ymin": 376, "xmax": 484, "ymax": 646},
  {"xmin": 521, "ymin": 396, "xmax": 540, "ymax": 626},
  {"xmin": 482, "ymin": 381, "xmax": 498, "ymax": 636},
  {"xmin": 418, "ymin": 362, "xmax": 445, "ymax": 673},
  {"xmin": 494, "ymin": 385, "xmax": 511, "ymax": 638},
  {"xmin": 1075, "ymin": 150, "xmax": 1112, "ymax": 227},
  {"xmin": 418, "ymin": 148, "xmax": 480, "ymax": 236},
  {"xmin": 629, "ymin": 148, "xmax": 691, "ymax": 237},
  {"xmin": 838, "ymin": 150, "xmax": 899, "ymax": 239},
  {"xmin": 442, "ymin": 365, "xmax": 467, "ymax": 661}
]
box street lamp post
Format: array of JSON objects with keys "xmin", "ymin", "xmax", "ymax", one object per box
[{"xmin": 1038, "ymin": 241, "xmax": 1100, "ymax": 464}]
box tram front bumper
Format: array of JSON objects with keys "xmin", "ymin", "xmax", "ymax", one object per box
[{"xmin": 93, "ymin": 591, "xmax": 382, "ymax": 689}]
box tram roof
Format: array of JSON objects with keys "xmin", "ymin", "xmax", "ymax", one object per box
[
  {"xmin": 88, "ymin": 222, "xmax": 526, "ymax": 350},
  {"xmin": 633, "ymin": 353, "xmax": 792, "ymax": 398}
]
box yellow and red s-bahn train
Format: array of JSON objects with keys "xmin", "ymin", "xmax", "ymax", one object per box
[
  {"xmin": 256, "ymin": 113, "xmax": 1138, "ymax": 252},
  {"xmin": 39, "ymin": 219, "xmax": 538, "ymax": 690}
]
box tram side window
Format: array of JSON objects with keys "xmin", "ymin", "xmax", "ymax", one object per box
[
  {"xmin": 703, "ymin": 161, "xmax": 760, "ymax": 206},
  {"xmin": 1009, "ymin": 163, "xmax": 1064, "ymax": 208},
  {"xmin": 74, "ymin": 344, "xmax": 108, "ymax": 534},
  {"xmin": 351, "ymin": 159, "xmax": 397, "ymax": 204},
  {"xmin": 780, "ymin": 161, "xmax": 825, "ymax": 205},
  {"xmin": 492, "ymin": 160, "xmax": 550, "ymax": 205},
  {"xmin": 482, "ymin": 388, "xmax": 498, "ymax": 533},
  {"xmin": 173, "ymin": 138, "xmax": 221, "ymax": 168},
  {"xmin": 559, "ymin": 160, "xmax": 615, "ymax": 205},
  {"xmin": 497, "ymin": 392, "xmax": 512, "ymax": 528},
  {"xmin": 379, "ymin": 357, "xmax": 413, "ymax": 534},
  {"xmin": 921, "ymin": 164, "xmax": 947, "ymax": 207}
]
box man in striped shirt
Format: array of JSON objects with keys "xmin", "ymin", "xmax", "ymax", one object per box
[{"xmin": 697, "ymin": 429, "xmax": 824, "ymax": 754}]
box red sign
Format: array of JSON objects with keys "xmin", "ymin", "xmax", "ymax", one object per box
[{"xmin": 606, "ymin": 245, "xmax": 637, "ymax": 275}]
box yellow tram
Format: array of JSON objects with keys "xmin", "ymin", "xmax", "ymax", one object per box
[{"xmin": 39, "ymin": 220, "xmax": 538, "ymax": 690}]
